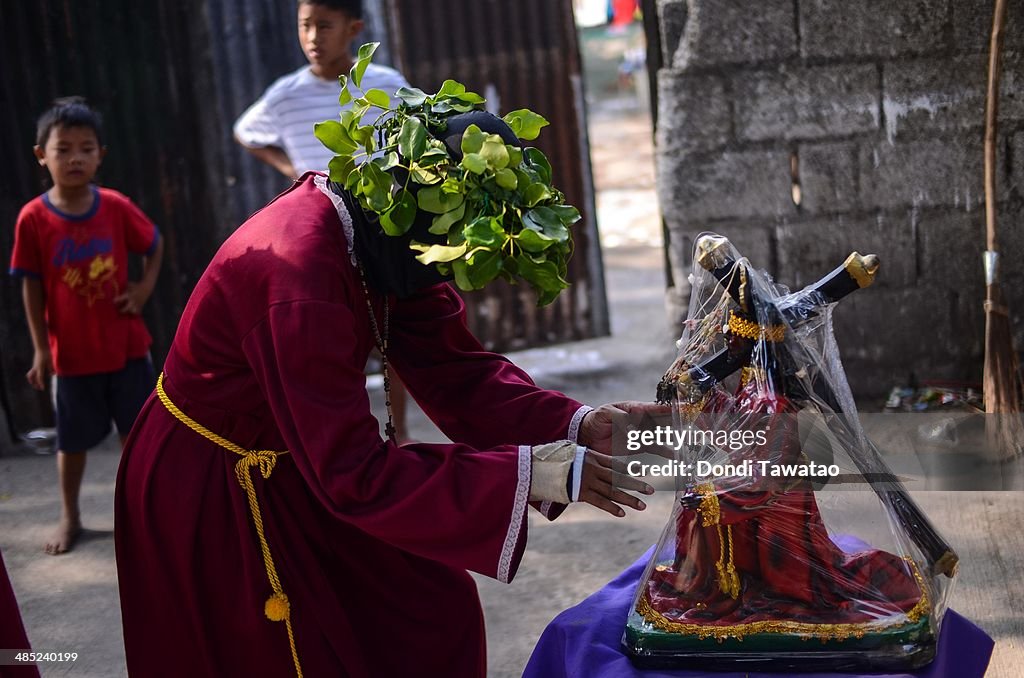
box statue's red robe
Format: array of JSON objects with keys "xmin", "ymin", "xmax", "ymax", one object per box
[
  {"xmin": 647, "ymin": 384, "xmax": 923, "ymax": 628},
  {"xmin": 115, "ymin": 175, "xmax": 585, "ymax": 677}
]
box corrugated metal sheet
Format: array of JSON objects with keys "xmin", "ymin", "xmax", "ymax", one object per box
[
  {"xmin": 0, "ymin": 0, "xmax": 605, "ymax": 434},
  {"xmin": 0, "ymin": 0, "xmax": 218, "ymax": 433},
  {"xmin": 385, "ymin": 0, "xmax": 609, "ymax": 352}
]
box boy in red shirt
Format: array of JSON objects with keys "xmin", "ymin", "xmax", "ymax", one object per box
[{"xmin": 9, "ymin": 97, "xmax": 164, "ymax": 555}]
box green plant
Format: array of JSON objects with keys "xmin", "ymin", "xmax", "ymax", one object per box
[{"xmin": 314, "ymin": 42, "xmax": 580, "ymax": 306}]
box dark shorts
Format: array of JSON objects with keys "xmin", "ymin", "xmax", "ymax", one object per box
[{"xmin": 55, "ymin": 356, "xmax": 156, "ymax": 452}]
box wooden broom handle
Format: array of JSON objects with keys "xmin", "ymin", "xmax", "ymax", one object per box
[{"xmin": 985, "ymin": 0, "xmax": 1008, "ymax": 253}]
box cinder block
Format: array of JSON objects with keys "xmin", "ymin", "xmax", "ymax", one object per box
[
  {"xmin": 994, "ymin": 201, "xmax": 1024, "ymax": 283},
  {"xmin": 952, "ymin": 0, "xmax": 1024, "ymax": 53},
  {"xmin": 800, "ymin": 0, "xmax": 948, "ymax": 60},
  {"xmin": 657, "ymin": 0, "xmax": 688, "ymax": 66},
  {"xmin": 830, "ymin": 288, "xmax": 977, "ymax": 397},
  {"xmin": 797, "ymin": 142, "xmax": 859, "ymax": 214},
  {"xmin": 776, "ymin": 214, "xmax": 916, "ymax": 290},
  {"xmin": 917, "ymin": 208, "xmax": 982, "ymax": 280},
  {"xmin": 859, "ymin": 137, "xmax": 984, "ymax": 210},
  {"xmin": 1013, "ymin": 133, "xmax": 1024, "ymax": 197},
  {"xmin": 656, "ymin": 70, "xmax": 731, "ymax": 153},
  {"xmin": 671, "ymin": 222, "xmax": 776, "ymax": 271},
  {"xmin": 675, "ymin": 0, "xmax": 796, "ymax": 69},
  {"xmin": 734, "ymin": 65, "xmax": 879, "ymax": 141},
  {"xmin": 882, "ymin": 54, "xmax": 1024, "ymax": 140},
  {"xmin": 663, "ymin": 224, "xmax": 775, "ymax": 326},
  {"xmin": 658, "ymin": 149, "xmax": 795, "ymax": 221}
]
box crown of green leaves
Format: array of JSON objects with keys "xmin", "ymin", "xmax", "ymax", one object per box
[{"xmin": 314, "ymin": 43, "xmax": 580, "ymax": 306}]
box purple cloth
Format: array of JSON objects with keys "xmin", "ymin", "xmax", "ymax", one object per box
[{"xmin": 524, "ymin": 547, "xmax": 993, "ymax": 678}]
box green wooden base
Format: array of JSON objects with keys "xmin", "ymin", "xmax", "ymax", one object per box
[{"xmin": 624, "ymin": 606, "xmax": 933, "ymax": 655}]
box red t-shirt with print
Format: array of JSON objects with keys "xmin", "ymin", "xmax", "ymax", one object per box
[{"xmin": 9, "ymin": 186, "xmax": 159, "ymax": 376}]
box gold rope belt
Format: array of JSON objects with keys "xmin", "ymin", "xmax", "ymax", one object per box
[{"xmin": 155, "ymin": 373, "xmax": 302, "ymax": 677}]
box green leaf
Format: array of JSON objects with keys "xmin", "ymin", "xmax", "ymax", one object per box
[
  {"xmin": 411, "ymin": 242, "xmax": 468, "ymax": 264},
  {"xmin": 525, "ymin": 147, "xmax": 552, "ymax": 183},
  {"xmin": 465, "ymin": 249, "xmax": 503, "ymax": 288},
  {"xmin": 463, "ymin": 217, "xmax": 505, "ymax": 248},
  {"xmin": 418, "ymin": 147, "xmax": 450, "ymax": 166},
  {"xmin": 380, "ymin": 151, "xmax": 401, "ymax": 171},
  {"xmin": 364, "ymin": 88, "xmax": 391, "ymax": 109},
  {"xmin": 314, "ymin": 120, "xmax": 357, "ymax": 154},
  {"xmin": 452, "ymin": 259, "xmax": 472, "ymax": 291},
  {"xmin": 437, "ymin": 79, "xmax": 467, "ymax": 97},
  {"xmin": 480, "ymin": 135, "xmax": 510, "ymax": 169},
  {"xmin": 399, "ymin": 116, "xmax": 428, "ymax": 161},
  {"xmin": 338, "ymin": 76, "xmax": 353, "ymax": 107},
  {"xmin": 495, "ymin": 168, "xmax": 518, "ymax": 190},
  {"xmin": 429, "ymin": 202, "xmax": 466, "ymax": 235},
  {"xmin": 460, "ymin": 124, "xmax": 486, "ymax": 155},
  {"xmin": 361, "ymin": 161, "xmax": 393, "ymax": 213},
  {"xmin": 327, "ymin": 154, "xmax": 357, "ymax": 184},
  {"xmin": 431, "ymin": 100, "xmax": 454, "ymax": 114},
  {"xmin": 507, "ymin": 146, "xmax": 524, "ymax": 168},
  {"xmin": 351, "ymin": 42, "xmax": 379, "ymax": 88},
  {"xmin": 523, "ymin": 207, "xmax": 569, "ymax": 242},
  {"xmin": 352, "ymin": 124, "xmax": 375, "ymax": 147},
  {"xmin": 524, "ymin": 183, "xmax": 552, "ymax": 207},
  {"xmin": 518, "ymin": 256, "xmax": 568, "ymax": 306},
  {"xmin": 417, "ymin": 185, "xmax": 465, "ymax": 214},
  {"xmin": 339, "ymin": 109, "xmax": 358, "ymax": 130},
  {"xmin": 461, "ymin": 152, "xmax": 487, "ymax": 175},
  {"xmin": 379, "ymin": 189, "xmax": 418, "ymax": 236},
  {"xmin": 351, "ymin": 101, "xmax": 371, "ymax": 121},
  {"xmin": 409, "ymin": 163, "xmax": 443, "ymax": 185},
  {"xmin": 455, "ymin": 90, "xmax": 486, "ymax": 105},
  {"xmin": 502, "ymin": 109, "xmax": 549, "ymax": 141},
  {"xmin": 396, "ymin": 87, "xmax": 428, "ymax": 107},
  {"xmin": 549, "ymin": 204, "xmax": 582, "ymax": 226},
  {"xmin": 516, "ymin": 227, "xmax": 556, "ymax": 253}
]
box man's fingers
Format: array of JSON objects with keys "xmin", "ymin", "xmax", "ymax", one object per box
[
  {"xmin": 579, "ymin": 490, "xmax": 626, "ymax": 517},
  {"xmin": 588, "ymin": 453, "xmax": 655, "ymax": 494},
  {"xmin": 608, "ymin": 487, "xmax": 647, "ymax": 511},
  {"xmin": 611, "ymin": 470, "xmax": 655, "ymax": 495}
]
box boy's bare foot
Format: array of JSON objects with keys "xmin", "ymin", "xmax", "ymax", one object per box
[{"xmin": 45, "ymin": 519, "xmax": 82, "ymax": 555}]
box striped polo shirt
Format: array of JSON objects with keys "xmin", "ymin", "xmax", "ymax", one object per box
[{"xmin": 234, "ymin": 63, "xmax": 410, "ymax": 174}]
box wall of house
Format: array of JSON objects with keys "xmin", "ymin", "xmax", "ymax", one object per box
[{"xmin": 653, "ymin": 0, "xmax": 1024, "ymax": 395}]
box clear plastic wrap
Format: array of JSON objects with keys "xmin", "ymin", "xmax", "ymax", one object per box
[{"xmin": 623, "ymin": 234, "xmax": 957, "ymax": 672}]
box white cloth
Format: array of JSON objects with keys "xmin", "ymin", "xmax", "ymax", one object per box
[
  {"xmin": 529, "ymin": 441, "xmax": 581, "ymax": 504},
  {"xmin": 234, "ymin": 63, "xmax": 410, "ymax": 174}
]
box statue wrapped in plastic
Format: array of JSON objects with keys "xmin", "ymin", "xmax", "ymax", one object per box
[{"xmin": 623, "ymin": 234, "xmax": 957, "ymax": 671}]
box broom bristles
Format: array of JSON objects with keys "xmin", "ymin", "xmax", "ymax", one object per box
[{"xmin": 983, "ymin": 282, "xmax": 1024, "ymax": 462}]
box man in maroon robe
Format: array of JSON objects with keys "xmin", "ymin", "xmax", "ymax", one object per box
[
  {"xmin": 0, "ymin": 550, "xmax": 40, "ymax": 678},
  {"xmin": 115, "ymin": 144, "xmax": 654, "ymax": 673}
]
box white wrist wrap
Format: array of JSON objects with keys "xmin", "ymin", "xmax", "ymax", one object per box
[{"xmin": 529, "ymin": 441, "xmax": 578, "ymax": 504}]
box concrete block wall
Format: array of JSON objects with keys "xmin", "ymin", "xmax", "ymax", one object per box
[{"xmin": 654, "ymin": 0, "xmax": 1024, "ymax": 396}]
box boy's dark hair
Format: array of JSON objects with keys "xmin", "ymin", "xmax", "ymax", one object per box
[
  {"xmin": 36, "ymin": 96, "xmax": 103, "ymax": 147},
  {"xmin": 297, "ymin": 0, "xmax": 363, "ymax": 18}
]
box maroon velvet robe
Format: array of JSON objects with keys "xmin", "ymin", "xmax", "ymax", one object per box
[
  {"xmin": 0, "ymin": 550, "xmax": 40, "ymax": 678},
  {"xmin": 114, "ymin": 174, "xmax": 585, "ymax": 676}
]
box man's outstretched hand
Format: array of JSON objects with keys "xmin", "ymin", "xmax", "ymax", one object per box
[
  {"xmin": 578, "ymin": 450, "xmax": 654, "ymax": 517},
  {"xmin": 578, "ymin": 401, "xmax": 672, "ymax": 455}
]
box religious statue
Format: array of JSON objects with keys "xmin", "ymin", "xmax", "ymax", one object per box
[{"xmin": 623, "ymin": 234, "xmax": 957, "ymax": 672}]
